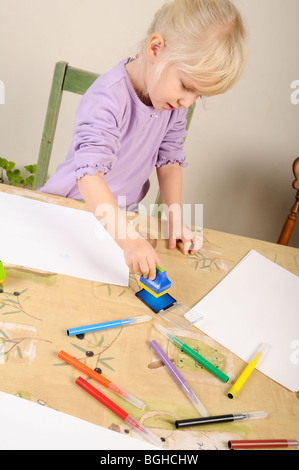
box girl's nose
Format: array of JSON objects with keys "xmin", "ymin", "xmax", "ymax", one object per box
[{"xmin": 177, "ymin": 95, "xmax": 196, "ymax": 109}]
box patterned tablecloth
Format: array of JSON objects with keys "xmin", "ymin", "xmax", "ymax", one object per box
[{"xmin": 1, "ymin": 184, "xmax": 298, "ymax": 450}]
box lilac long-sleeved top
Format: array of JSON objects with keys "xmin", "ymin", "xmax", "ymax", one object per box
[{"xmin": 39, "ymin": 58, "xmax": 188, "ymax": 209}]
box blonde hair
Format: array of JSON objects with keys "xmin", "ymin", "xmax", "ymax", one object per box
[{"xmin": 139, "ymin": 0, "xmax": 247, "ymax": 96}]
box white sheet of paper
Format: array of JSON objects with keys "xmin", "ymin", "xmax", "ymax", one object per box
[
  {"xmin": 0, "ymin": 390, "xmax": 157, "ymax": 450},
  {"xmin": 0, "ymin": 192, "xmax": 129, "ymax": 286},
  {"xmin": 186, "ymin": 250, "xmax": 299, "ymax": 392}
]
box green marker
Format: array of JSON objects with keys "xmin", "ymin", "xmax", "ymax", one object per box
[
  {"xmin": 0, "ymin": 261, "xmax": 6, "ymax": 284},
  {"xmin": 155, "ymin": 324, "xmax": 229, "ymax": 383}
]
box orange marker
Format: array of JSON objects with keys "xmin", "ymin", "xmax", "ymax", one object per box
[{"xmin": 58, "ymin": 350, "xmax": 145, "ymax": 409}]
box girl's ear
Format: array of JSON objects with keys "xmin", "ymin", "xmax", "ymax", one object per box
[{"xmin": 147, "ymin": 34, "xmax": 166, "ymax": 63}]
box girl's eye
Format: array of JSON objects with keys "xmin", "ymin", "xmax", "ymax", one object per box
[
  {"xmin": 181, "ymin": 81, "xmax": 203, "ymax": 99},
  {"xmin": 182, "ymin": 82, "xmax": 190, "ymax": 92}
]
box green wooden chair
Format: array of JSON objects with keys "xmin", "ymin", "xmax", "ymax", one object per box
[
  {"xmin": 33, "ymin": 61, "xmax": 196, "ymax": 217},
  {"xmin": 33, "ymin": 61, "xmax": 99, "ymax": 190}
]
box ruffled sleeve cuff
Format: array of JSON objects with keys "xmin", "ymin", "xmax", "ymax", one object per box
[
  {"xmin": 155, "ymin": 154, "xmax": 188, "ymax": 168},
  {"xmin": 75, "ymin": 161, "xmax": 114, "ymax": 181}
]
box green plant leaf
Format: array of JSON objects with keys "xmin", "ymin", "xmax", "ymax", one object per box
[
  {"xmin": 25, "ymin": 175, "xmax": 35, "ymax": 187},
  {"xmin": 0, "ymin": 158, "xmax": 15, "ymax": 171},
  {"xmin": 24, "ymin": 164, "xmax": 36, "ymax": 174},
  {"xmin": 0, "ymin": 159, "xmax": 36, "ymax": 188}
]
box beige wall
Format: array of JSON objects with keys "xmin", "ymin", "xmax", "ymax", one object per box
[{"xmin": 1, "ymin": 0, "xmax": 298, "ymax": 247}]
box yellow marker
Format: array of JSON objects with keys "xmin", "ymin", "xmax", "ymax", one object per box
[
  {"xmin": 0, "ymin": 261, "xmax": 6, "ymax": 284},
  {"xmin": 227, "ymin": 343, "xmax": 270, "ymax": 399}
]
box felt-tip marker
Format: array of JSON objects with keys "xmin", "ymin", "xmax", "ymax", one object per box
[
  {"xmin": 58, "ymin": 350, "xmax": 145, "ymax": 409},
  {"xmin": 227, "ymin": 343, "xmax": 270, "ymax": 399},
  {"xmin": 228, "ymin": 439, "xmax": 299, "ymax": 450},
  {"xmin": 175, "ymin": 411, "xmax": 267, "ymax": 429},
  {"xmin": 76, "ymin": 376, "xmax": 163, "ymax": 448},
  {"xmin": 155, "ymin": 324, "xmax": 229, "ymax": 383},
  {"xmin": 0, "ymin": 261, "xmax": 6, "ymax": 283},
  {"xmin": 67, "ymin": 314, "xmax": 152, "ymax": 336},
  {"xmin": 151, "ymin": 340, "xmax": 209, "ymax": 417}
]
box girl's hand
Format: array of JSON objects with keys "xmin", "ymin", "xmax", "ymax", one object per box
[
  {"xmin": 123, "ymin": 238, "xmax": 161, "ymax": 280},
  {"xmin": 168, "ymin": 223, "xmax": 203, "ymax": 255}
]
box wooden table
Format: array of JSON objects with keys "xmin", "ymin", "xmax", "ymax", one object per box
[{"xmin": 0, "ymin": 184, "xmax": 298, "ymax": 450}]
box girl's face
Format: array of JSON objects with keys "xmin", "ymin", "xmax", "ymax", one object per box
[{"xmin": 145, "ymin": 62, "xmax": 202, "ymax": 111}]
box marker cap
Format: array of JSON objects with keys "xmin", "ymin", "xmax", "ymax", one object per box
[
  {"xmin": 238, "ymin": 411, "xmax": 268, "ymax": 421},
  {"xmin": 125, "ymin": 415, "xmax": 163, "ymax": 448},
  {"xmin": 122, "ymin": 392, "xmax": 146, "ymax": 410},
  {"xmin": 131, "ymin": 314, "xmax": 152, "ymax": 324},
  {"xmin": 183, "ymin": 385, "xmax": 209, "ymax": 417},
  {"xmin": 252, "ymin": 343, "xmax": 271, "ymax": 364}
]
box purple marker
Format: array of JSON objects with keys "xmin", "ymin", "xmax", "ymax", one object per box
[{"xmin": 150, "ymin": 340, "xmax": 209, "ymax": 417}]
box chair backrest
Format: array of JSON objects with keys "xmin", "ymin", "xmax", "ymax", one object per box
[
  {"xmin": 33, "ymin": 62, "xmax": 99, "ymax": 190},
  {"xmin": 277, "ymin": 156, "xmax": 299, "ymax": 245},
  {"xmin": 33, "ymin": 61, "xmax": 196, "ymax": 200}
]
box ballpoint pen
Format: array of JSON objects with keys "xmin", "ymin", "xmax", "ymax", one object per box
[
  {"xmin": 155, "ymin": 324, "xmax": 229, "ymax": 383},
  {"xmin": 175, "ymin": 411, "xmax": 267, "ymax": 429},
  {"xmin": 58, "ymin": 350, "xmax": 145, "ymax": 409},
  {"xmin": 150, "ymin": 340, "xmax": 209, "ymax": 417},
  {"xmin": 227, "ymin": 343, "xmax": 270, "ymax": 399},
  {"xmin": 228, "ymin": 439, "xmax": 299, "ymax": 450},
  {"xmin": 67, "ymin": 314, "xmax": 152, "ymax": 336},
  {"xmin": 76, "ymin": 376, "xmax": 163, "ymax": 448}
]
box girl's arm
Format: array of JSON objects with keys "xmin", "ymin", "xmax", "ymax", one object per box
[
  {"xmin": 78, "ymin": 173, "xmax": 160, "ymax": 280},
  {"xmin": 156, "ymin": 163, "xmax": 202, "ymax": 254}
]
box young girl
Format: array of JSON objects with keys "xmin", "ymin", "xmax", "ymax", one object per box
[{"xmin": 39, "ymin": 0, "xmax": 247, "ymax": 281}]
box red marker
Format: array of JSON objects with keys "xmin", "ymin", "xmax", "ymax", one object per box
[
  {"xmin": 58, "ymin": 350, "xmax": 144, "ymax": 409},
  {"xmin": 75, "ymin": 377, "xmax": 162, "ymax": 448},
  {"xmin": 228, "ymin": 439, "xmax": 299, "ymax": 449}
]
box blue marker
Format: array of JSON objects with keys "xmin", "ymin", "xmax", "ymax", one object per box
[{"xmin": 67, "ymin": 314, "xmax": 152, "ymax": 336}]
